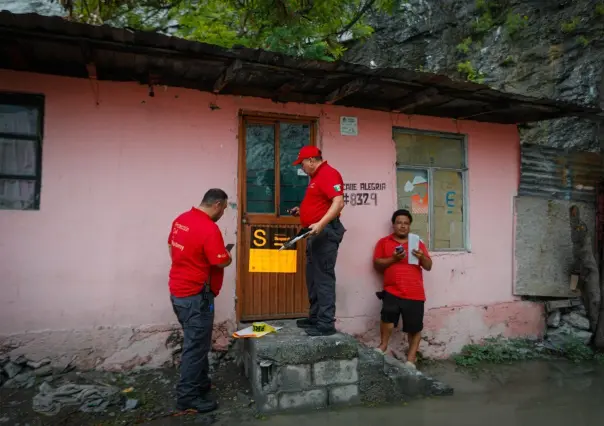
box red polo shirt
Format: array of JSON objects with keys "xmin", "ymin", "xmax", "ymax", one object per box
[
  {"xmin": 300, "ymin": 161, "xmax": 344, "ymax": 227},
  {"xmin": 168, "ymin": 208, "xmax": 229, "ymax": 297},
  {"xmin": 373, "ymin": 234, "xmax": 431, "ymax": 301}
]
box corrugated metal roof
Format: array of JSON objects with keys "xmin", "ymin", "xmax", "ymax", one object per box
[
  {"xmin": 0, "ymin": 11, "xmax": 601, "ymax": 124},
  {"xmin": 519, "ymin": 144, "xmax": 603, "ymax": 203}
]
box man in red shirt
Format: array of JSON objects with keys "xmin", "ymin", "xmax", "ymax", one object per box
[
  {"xmin": 289, "ymin": 146, "xmax": 346, "ymax": 336},
  {"xmin": 167, "ymin": 189, "xmax": 232, "ymax": 413},
  {"xmin": 373, "ymin": 209, "xmax": 432, "ymax": 369}
]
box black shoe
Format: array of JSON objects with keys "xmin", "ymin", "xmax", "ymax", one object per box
[
  {"xmin": 296, "ymin": 318, "xmax": 316, "ymax": 329},
  {"xmin": 305, "ymin": 327, "xmax": 337, "ymax": 336},
  {"xmin": 176, "ymin": 397, "xmax": 218, "ymax": 413}
]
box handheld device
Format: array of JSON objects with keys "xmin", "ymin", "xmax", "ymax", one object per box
[
  {"xmin": 226, "ymin": 243, "xmax": 235, "ymax": 252},
  {"xmin": 278, "ymin": 228, "xmax": 312, "ymax": 251},
  {"xmin": 395, "ymin": 245, "xmax": 404, "ymax": 254}
]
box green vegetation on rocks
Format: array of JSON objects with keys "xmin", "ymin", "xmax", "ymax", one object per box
[{"xmin": 453, "ymin": 336, "xmax": 604, "ymax": 368}]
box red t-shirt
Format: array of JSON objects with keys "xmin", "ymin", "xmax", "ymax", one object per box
[
  {"xmin": 299, "ymin": 161, "xmax": 344, "ymax": 227},
  {"xmin": 373, "ymin": 234, "xmax": 431, "ymax": 301},
  {"xmin": 168, "ymin": 208, "xmax": 229, "ymax": 297}
]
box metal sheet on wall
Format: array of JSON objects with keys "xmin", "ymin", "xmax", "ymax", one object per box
[
  {"xmin": 519, "ymin": 144, "xmax": 602, "ymax": 203},
  {"xmin": 514, "ymin": 196, "xmax": 594, "ymax": 297}
]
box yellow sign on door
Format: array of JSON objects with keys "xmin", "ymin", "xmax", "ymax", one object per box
[{"xmin": 249, "ymin": 227, "xmax": 298, "ymax": 273}]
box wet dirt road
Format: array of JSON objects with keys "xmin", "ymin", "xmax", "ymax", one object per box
[
  {"xmin": 240, "ymin": 360, "xmax": 604, "ymax": 426},
  {"xmin": 2, "ymin": 360, "xmax": 603, "ymax": 425}
]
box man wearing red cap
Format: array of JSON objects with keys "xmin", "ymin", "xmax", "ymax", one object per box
[{"xmin": 289, "ymin": 146, "xmax": 346, "ymax": 336}]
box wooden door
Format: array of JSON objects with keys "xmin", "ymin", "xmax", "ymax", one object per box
[{"xmin": 237, "ymin": 113, "xmax": 315, "ymax": 321}]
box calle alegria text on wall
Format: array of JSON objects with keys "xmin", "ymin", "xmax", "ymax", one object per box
[{"xmin": 343, "ymin": 182, "xmax": 386, "ymax": 206}]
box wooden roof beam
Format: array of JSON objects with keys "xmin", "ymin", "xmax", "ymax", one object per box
[
  {"xmin": 391, "ymin": 87, "xmax": 439, "ymax": 113},
  {"xmin": 272, "ymin": 81, "xmax": 298, "ymax": 103},
  {"xmin": 213, "ymin": 59, "xmax": 243, "ymax": 93},
  {"xmin": 325, "ymin": 78, "xmax": 366, "ymax": 105},
  {"xmin": 80, "ymin": 42, "xmax": 97, "ymax": 79}
]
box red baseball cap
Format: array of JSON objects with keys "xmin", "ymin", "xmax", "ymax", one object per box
[{"xmin": 293, "ymin": 146, "xmax": 321, "ymax": 165}]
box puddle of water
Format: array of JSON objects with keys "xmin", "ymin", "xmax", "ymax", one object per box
[{"xmin": 251, "ymin": 360, "xmax": 604, "ymax": 426}]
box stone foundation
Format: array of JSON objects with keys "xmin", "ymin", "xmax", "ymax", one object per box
[
  {"xmin": 0, "ymin": 320, "xmax": 235, "ymax": 371},
  {"xmin": 242, "ymin": 326, "xmax": 361, "ymax": 412},
  {"xmin": 240, "ymin": 321, "xmax": 453, "ymax": 413},
  {"xmin": 353, "ymin": 301, "xmax": 545, "ymax": 358}
]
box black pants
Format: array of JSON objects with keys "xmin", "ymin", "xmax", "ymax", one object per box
[
  {"xmin": 305, "ymin": 219, "xmax": 346, "ymax": 330},
  {"xmin": 171, "ymin": 292, "xmax": 214, "ymax": 404},
  {"xmin": 380, "ymin": 291, "xmax": 424, "ymax": 334}
]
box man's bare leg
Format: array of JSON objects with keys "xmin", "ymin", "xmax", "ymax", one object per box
[
  {"xmin": 406, "ymin": 332, "xmax": 422, "ymax": 363},
  {"xmin": 378, "ymin": 321, "xmax": 394, "ymax": 352}
]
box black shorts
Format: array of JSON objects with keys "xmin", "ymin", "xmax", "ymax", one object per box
[{"xmin": 380, "ymin": 291, "xmax": 424, "ymax": 333}]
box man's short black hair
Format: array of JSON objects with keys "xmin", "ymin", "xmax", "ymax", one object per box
[
  {"xmin": 201, "ymin": 188, "xmax": 228, "ymax": 206},
  {"xmin": 391, "ymin": 209, "xmax": 413, "ymax": 224}
]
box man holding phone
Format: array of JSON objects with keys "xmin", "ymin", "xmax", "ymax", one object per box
[
  {"xmin": 373, "ymin": 209, "xmax": 432, "ymax": 369},
  {"xmin": 289, "ymin": 146, "xmax": 346, "ymax": 336},
  {"xmin": 167, "ymin": 189, "xmax": 233, "ymax": 413}
]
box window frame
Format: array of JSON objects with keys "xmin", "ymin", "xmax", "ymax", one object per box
[
  {"xmin": 393, "ymin": 127, "xmax": 470, "ymax": 252},
  {"xmin": 240, "ymin": 112, "xmax": 316, "ymax": 220},
  {"xmin": 0, "ymin": 92, "xmax": 45, "ymax": 211}
]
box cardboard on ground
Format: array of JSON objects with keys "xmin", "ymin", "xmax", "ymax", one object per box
[{"xmin": 232, "ymin": 324, "xmax": 283, "ymax": 339}]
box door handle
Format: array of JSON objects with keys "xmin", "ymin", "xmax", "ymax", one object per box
[{"xmin": 242, "ymin": 217, "xmax": 248, "ymax": 224}]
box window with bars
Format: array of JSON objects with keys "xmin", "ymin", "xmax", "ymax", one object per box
[
  {"xmin": 0, "ymin": 93, "xmax": 44, "ymax": 210},
  {"xmin": 393, "ymin": 129, "xmax": 468, "ymax": 251}
]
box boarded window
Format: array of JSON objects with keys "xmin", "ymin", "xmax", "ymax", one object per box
[
  {"xmin": 0, "ymin": 93, "xmax": 44, "ymax": 210},
  {"xmin": 394, "ymin": 130, "xmax": 467, "ymax": 250}
]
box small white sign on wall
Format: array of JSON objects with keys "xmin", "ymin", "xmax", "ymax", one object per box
[{"xmin": 340, "ymin": 116, "xmax": 358, "ymax": 136}]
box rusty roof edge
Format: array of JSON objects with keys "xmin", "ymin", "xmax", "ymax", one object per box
[{"xmin": 0, "ymin": 11, "xmax": 601, "ymax": 117}]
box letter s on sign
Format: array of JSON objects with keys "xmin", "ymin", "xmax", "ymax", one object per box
[{"xmin": 253, "ymin": 229, "xmax": 267, "ymax": 247}]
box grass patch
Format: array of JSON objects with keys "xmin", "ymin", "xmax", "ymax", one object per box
[
  {"xmin": 457, "ymin": 61, "xmax": 485, "ymax": 83},
  {"xmin": 456, "ymin": 37, "xmax": 473, "ymax": 54},
  {"xmin": 505, "ymin": 12, "xmax": 529, "ymax": 38},
  {"xmin": 561, "ymin": 17, "xmax": 580, "ymax": 34},
  {"xmin": 577, "ymin": 35, "xmax": 590, "ymax": 47},
  {"xmin": 453, "ymin": 336, "xmax": 604, "ymax": 368},
  {"xmin": 596, "ymin": 3, "xmax": 604, "ymax": 17}
]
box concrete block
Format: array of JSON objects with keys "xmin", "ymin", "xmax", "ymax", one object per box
[
  {"xmin": 247, "ymin": 323, "xmax": 358, "ymax": 364},
  {"xmin": 313, "ymin": 358, "xmax": 358, "ymax": 386},
  {"xmin": 277, "ymin": 364, "xmax": 311, "ymax": 391},
  {"xmin": 278, "ymin": 389, "xmax": 327, "ymax": 410},
  {"xmin": 329, "ymin": 384, "xmax": 360, "ymax": 405},
  {"xmin": 243, "ymin": 353, "xmax": 251, "ymax": 379},
  {"xmin": 258, "ymin": 393, "xmax": 278, "ymax": 413},
  {"xmin": 383, "ymin": 355, "xmax": 453, "ymax": 398}
]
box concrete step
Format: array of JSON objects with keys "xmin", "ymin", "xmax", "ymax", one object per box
[{"xmin": 236, "ymin": 320, "xmax": 453, "ymax": 413}]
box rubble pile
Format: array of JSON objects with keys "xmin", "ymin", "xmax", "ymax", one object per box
[
  {"xmin": 544, "ymin": 299, "xmax": 593, "ymax": 349},
  {"xmin": 0, "ymin": 353, "xmax": 53, "ymax": 389}
]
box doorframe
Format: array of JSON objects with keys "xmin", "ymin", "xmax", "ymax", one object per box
[{"xmin": 235, "ymin": 110, "xmax": 318, "ymax": 322}]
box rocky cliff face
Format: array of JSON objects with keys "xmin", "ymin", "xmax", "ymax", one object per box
[{"xmin": 345, "ymin": 0, "xmax": 604, "ymax": 151}]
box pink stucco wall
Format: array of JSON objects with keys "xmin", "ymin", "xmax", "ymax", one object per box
[{"xmin": 0, "ymin": 70, "xmax": 543, "ymax": 362}]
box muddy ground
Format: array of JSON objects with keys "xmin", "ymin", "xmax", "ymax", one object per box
[
  {"xmin": 2, "ymin": 358, "xmax": 604, "ymax": 425},
  {"xmin": 0, "ymin": 359, "xmax": 256, "ymax": 426}
]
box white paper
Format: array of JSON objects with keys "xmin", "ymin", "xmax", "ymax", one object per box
[
  {"xmin": 297, "ymin": 168, "xmax": 307, "ymax": 176},
  {"xmin": 340, "ymin": 116, "xmax": 358, "ymax": 136},
  {"xmin": 407, "ymin": 233, "xmax": 420, "ymax": 265}
]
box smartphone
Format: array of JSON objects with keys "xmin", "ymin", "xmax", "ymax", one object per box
[
  {"xmin": 395, "ymin": 245, "xmax": 404, "ymax": 254},
  {"xmin": 226, "ymin": 243, "xmax": 235, "ymax": 252}
]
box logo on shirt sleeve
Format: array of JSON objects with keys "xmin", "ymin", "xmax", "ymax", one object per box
[{"xmin": 333, "ymin": 184, "xmax": 342, "ymax": 192}]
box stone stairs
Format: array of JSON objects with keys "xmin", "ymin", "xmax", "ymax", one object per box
[{"xmin": 236, "ymin": 321, "xmax": 453, "ymax": 413}]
